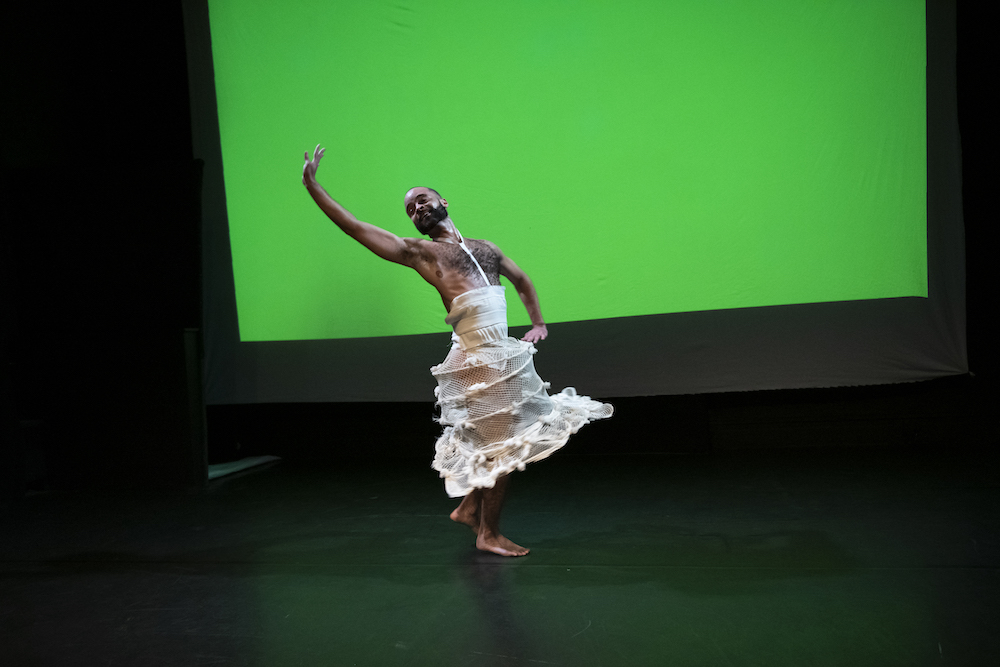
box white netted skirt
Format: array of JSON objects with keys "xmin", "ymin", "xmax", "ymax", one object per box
[{"xmin": 431, "ymin": 290, "xmax": 613, "ymax": 497}]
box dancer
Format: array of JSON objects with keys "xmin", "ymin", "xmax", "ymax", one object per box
[{"xmin": 302, "ymin": 145, "xmax": 613, "ymax": 556}]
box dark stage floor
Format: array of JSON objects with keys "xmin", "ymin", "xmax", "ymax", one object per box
[{"xmin": 2, "ymin": 448, "xmax": 998, "ymax": 666}]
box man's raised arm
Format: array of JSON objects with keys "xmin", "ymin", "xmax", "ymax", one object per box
[{"xmin": 302, "ymin": 145, "xmax": 412, "ymax": 266}]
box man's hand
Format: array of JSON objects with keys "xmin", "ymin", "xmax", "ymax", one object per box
[
  {"xmin": 522, "ymin": 324, "xmax": 548, "ymax": 344},
  {"xmin": 303, "ymin": 144, "xmax": 325, "ymax": 185}
]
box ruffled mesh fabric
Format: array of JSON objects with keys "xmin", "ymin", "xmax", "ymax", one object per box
[{"xmin": 431, "ymin": 288, "xmax": 614, "ymax": 497}]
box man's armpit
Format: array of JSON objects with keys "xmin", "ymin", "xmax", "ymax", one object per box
[{"xmin": 401, "ymin": 237, "xmax": 431, "ymax": 266}]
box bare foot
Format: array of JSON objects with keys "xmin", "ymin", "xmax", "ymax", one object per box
[
  {"xmin": 476, "ymin": 532, "xmax": 530, "ymax": 557},
  {"xmin": 450, "ymin": 506, "xmax": 480, "ymax": 533}
]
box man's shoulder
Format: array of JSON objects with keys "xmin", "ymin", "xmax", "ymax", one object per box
[
  {"xmin": 401, "ymin": 236, "xmax": 433, "ymax": 251},
  {"xmin": 467, "ymin": 238, "xmax": 502, "ymax": 253}
]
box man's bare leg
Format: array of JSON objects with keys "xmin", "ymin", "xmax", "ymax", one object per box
[
  {"xmin": 476, "ymin": 474, "xmax": 530, "ymax": 557},
  {"xmin": 450, "ymin": 489, "xmax": 481, "ymax": 531}
]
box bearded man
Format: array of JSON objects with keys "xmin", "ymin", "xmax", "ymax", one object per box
[{"xmin": 303, "ymin": 145, "xmax": 613, "ymax": 556}]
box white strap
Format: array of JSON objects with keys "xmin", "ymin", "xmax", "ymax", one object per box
[{"xmin": 454, "ymin": 227, "xmax": 491, "ymax": 286}]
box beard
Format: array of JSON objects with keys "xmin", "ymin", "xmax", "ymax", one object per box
[{"xmin": 418, "ymin": 203, "xmax": 449, "ymax": 234}]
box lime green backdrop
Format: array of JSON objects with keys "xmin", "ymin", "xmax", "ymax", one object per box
[{"xmin": 207, "ymin": 0, "xmax": 925, "ymax": 342}]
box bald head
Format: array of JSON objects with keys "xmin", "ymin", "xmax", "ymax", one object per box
[{"xmin": 408, "ymin": 186, "xmax": 441, "ymax": 198}]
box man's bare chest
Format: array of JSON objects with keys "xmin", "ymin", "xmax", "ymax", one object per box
[{"xmin": 428, "ymin": 239, "xmax": 500, "ymax": 282}]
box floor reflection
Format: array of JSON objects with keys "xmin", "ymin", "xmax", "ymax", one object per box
[{"xmin": 457, "ymin": 549, "xmax": 540, "ymax": 665}]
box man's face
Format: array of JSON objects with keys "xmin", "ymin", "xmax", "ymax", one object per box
[{"xmin": 404, "ymin": 188, "xmax": 448, "ymax": 235}]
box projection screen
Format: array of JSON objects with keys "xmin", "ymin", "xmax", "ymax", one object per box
[{"xmin": 183, "ymin": 0, "xmax": 965, "ymax": 404}]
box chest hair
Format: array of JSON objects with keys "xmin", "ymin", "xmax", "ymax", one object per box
[{"xmin": 436, "ymin": 239, "xmax": 500, "ymax": 285}]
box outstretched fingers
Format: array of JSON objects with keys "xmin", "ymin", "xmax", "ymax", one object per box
[
  {"xmin": 303, "ymin": 145, "xmax": 325, "ymax": 183},
  {"xmin": 304, "ymin": 144, "xmax": 324, "ymax": 162}
]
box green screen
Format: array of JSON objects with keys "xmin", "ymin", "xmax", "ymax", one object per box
[{"xmin": 207, "ymin": 0, "xmax": 926, "ymax": 342}]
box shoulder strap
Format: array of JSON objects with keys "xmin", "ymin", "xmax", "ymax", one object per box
[{"xmin": 453, "ymin": 227, "xmax": 491, "ymax": 286}]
